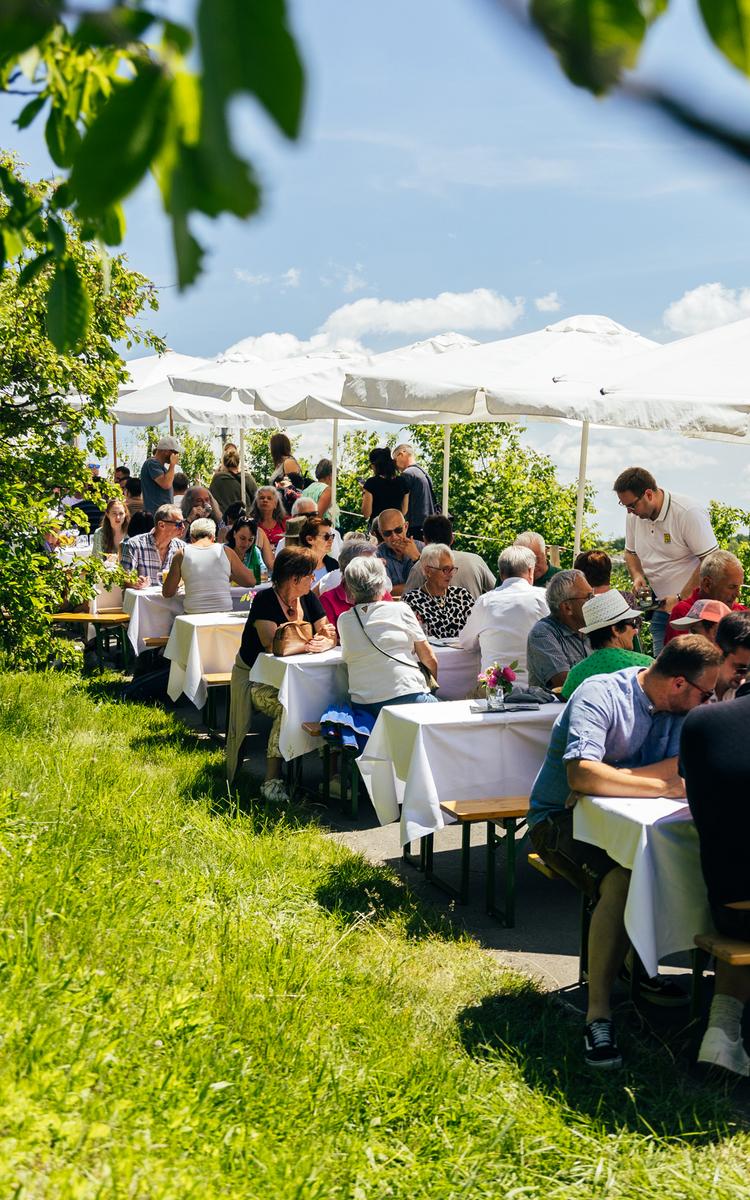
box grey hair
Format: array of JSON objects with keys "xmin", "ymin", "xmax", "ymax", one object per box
[
  {"xmin": 514, "ymin": 530, "xmax": 546, "ymax": 553},
  {"xmin": 701, "ymin": 549, "xmax": 743, "ymax": 582},
  {"xmin": 498, "ymin": 544, "xmax": 536, "ymax": 579},
  {"xmin": 154, "ymin": 503, "xmax": 183, "ymax": 526},
  {"xmin": 189, "ymin": 517, "xmax": 216, "ymax": 541},
  {"xmin": 338, "ymin": 540, "xmax": 378, "ymax": 573},
  {"xmin": 546, "ymin": 569, "xmax": 587, "ymax": 619},
  {"xmin": 393, "ymin": 442, "xmax": 414, "ymax": 458},
  {"xmin": 344, "ymin": 555, "xmax": 388, "ymax": 605},
  {"xmin": 181, "ymin": 487, "xmax": 220, "ymax": 521},
  {"xmin": 291, "ymin": 496, "xmax": 317, "ymax": 516},
  {"xmin": 342, "ymin": 530, "xmax": 370, "ymax": 544},
  {"xmin": 421, "ymin": 542, "xmax": 453, "ymax": 570}
]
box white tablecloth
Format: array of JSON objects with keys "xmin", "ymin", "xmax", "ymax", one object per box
[
  {"xmin": 123, "ymin": 585, "xmax": 256, "ymax": 654},
  {"xmin": 249, "ymin": 649, "xmax": 349, "ymax": 760},
  {"xmin": 58, "ymin": 542, "xmax": 93, "ymax": 565},
  {"xmin": 165, "ymin": 614, "xmax": 246, "ymax": 708},
  {"xmin": 574, "ymin": 795, "xmax": 711, "ymax": 978},
  {"xmin": 358, "ymin": 700, "xmax": 560, "ymax": 845}
]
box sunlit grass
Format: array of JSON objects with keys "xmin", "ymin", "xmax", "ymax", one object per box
[{"xmin": 0, "ymin": 671, "xmax": 747, "ymax": 1197}]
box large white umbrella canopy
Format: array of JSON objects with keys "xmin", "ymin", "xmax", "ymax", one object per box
[
  {"xmin": 119, "ymin": 351, "xmax": 209, "ymax": 395},
  {"xmin": 112, "ymin": 385, "xmax": 278, "ymax": 429}
]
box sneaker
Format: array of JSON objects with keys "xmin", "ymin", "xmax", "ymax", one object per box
[
  {"xmin": 584, "ymin": 1019, "xmax": 623, "ymax": 1069},
  {"xmin": 318, "ymin": 775, "xmax": 342, "ymax": 799},
  {"xmin": 697, "ymin": 1027, "xmax": 750, "ymax": 1078},
  {"xmin": 619, "ymin": 965, "xmax": 688, "ymax": 1007},
  {"xmin": 260, "ymin": 779, "xmax": 290, "ymax": 805}
]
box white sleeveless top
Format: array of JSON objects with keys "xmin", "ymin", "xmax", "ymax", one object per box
[{"xmin": 181, "ymin": 543, "xmax": 232, "ymax": 614}]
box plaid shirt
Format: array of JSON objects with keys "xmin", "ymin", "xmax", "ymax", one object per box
[{"xmin": 121, "ymin": 532, "xmax": 185, "ymax": 585}]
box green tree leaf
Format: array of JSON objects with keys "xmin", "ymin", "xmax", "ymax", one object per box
[
  {"xmin": 18, "ymin": 250, "xmax": 53, "ymax": 286},
  {"xmin": 45, "ymin": 215, "xmax": 66, "ymax": 257},
  {"xmin": 530, "ymin": 0, "xmax": 649, "ymax": 94},
  {"xmin": 15, "ymin": 94, "xmax": 47, "ymax": 129},
  {"xmin": 171, "ymin": 212, "xmax": 204, "ymax": 290},
  {"xmin": 45, "ymin": 108, "xmax": 81, "ymax": 168},
  {"xmin": 100, "ymin": 204, "xmax": 125, "ymax": 246},
  {"xmin": 0, "ymin": 0, "xmax": 60, "ymax": 62},
  {"xmin": 46, "ymin": 258, "xmax": 90, "ymax": 351},
  {"xmin": 74, "ymin": 7, "xmax": 157, "ymax": 48},
  {"xmin": 70, "ymin": 65, "xmax": 172, "ymax": 215},
  {"xmin": 699, "ymin": 0, "xmax": 750, "ymax": 75},
  {"xmin": 198, "ymin": 0, "xmax": 304, "ymax": 139}
]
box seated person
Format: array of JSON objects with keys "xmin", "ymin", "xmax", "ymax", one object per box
[
  {"xmin": 225, "ymin": 548, "xmax": 336, "ymax": 802},
  {"xmin": 514, "ymin": 530, "xmax": 560, "ymax": 588},
  {"xmin": 318, "ymin": 532, "xmax": 372, "ymax": 595},
  {"xmin": 338, "ymin": 556, "xmax": 438, "ymax": 718},
  {"xmin": 459, "ymin": 545, "xmax": 549, "ymax": 685},
  {"xmin": 402, "ymin": 514, "xmax": 496, "ymax": 600},
  {"xmin": 180, "ymin": 485, "xmax": 222, "ymax": 536},
  {"xmin": 403, "ymin": 544, "xmax": 474, "ymax": 638},
  {"xmin": 250, "ymin": 485, "xmax": 287, "ymax": 549},
  {"xmin": 173, "ymin": 471, "xmax": 189, "ymax": 505},
  {"xmin": 92, "ymin": 497, "xmax": 130, "ymax": 561},
  {"xmin": 529, "ymin": 636, "xmax": 722, "ymax": 1069},
  {"xmin": 375, "ymin": 508, "xmax": 423, "ymax": 597},
  {"xmin": 209, "ymin": 446, "xmax": 257, "ymax": 513},
  {"xmin": 713, "ymin": 611, "xmax": 750, "ymax": 702},
  {"xmin": 127, "ymin": 510, "xmax": 153, "ymax": 537},
  {"xmin": 526, "ymin": 570, "xmax": 593, "ymax": 690},
  {"xmin": 681, "ymin": 691, "xmax": 750, "ymax": 1078},
  {"xmin": 162, "ymin": 518, "xmax": 256, "ymax": 613},
  {"xmin": 296, "ymin": 516, "xmax": 338, "ymax": 586},
  {"xmin": 123, "ymin": 476, "xmax": 144, "ymax": 516},
  {"xmin": 665, "ymin": 549, "xmax": 746, "ymax": 643},
  {"xmin": 224, "ymin": 517, "xmax": 265, "ymax": 584},
  {"xmin": 669, "ymin": 598, "xmax": 730, "ymax": 645},
  {"xmin": 319, "ymin": 540, "xmax": 392, "ymax": 632},
  {"xmin": 68, "ymin": 489, "xmax": 104, "ymax": 536},
  {"xmin": 561, "ymin": 591, "xmax": 652, "ymax": 699},
  {"xmin": 574, "ymin": 549, "xmax": 613, "ymax": 595},
  {"xmin": 120, "ymin": 503, "xmax": 186, "ymax": 588}
]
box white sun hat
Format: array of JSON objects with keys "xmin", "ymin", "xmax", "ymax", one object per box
[{"xmin": 579, "ymin": 590, "xmax": 642, "ymax": 635}]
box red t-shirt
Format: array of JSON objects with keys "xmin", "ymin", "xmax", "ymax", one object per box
[{"xmin": 665, "ymin": 587, "xmax": 746, "ymax": 643}]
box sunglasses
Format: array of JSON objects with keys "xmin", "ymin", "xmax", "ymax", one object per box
[
  {"xmin": 382, "ymin": 525, "xmax": 405, "ymax": 537},
  {"xmin": 163, "ymin": 519, "xmax": 186, "ymax": 527},
  {"xmin": 683, "ymin": 677, "xmax": 714, "ymax": 703},
  {"xmin": 321, "ymin": 532, "xmax": 335, "ymax": 542}
]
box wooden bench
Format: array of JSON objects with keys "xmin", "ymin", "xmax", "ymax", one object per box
[
  {"xmin": 691, "ymin": 932, "xmax": 750, "ymax": 1016},
  {"xmin": 49, "ymin": 610, "xmax": 131, "ymax": 671},
  {"xmin": 143, "ymin": 636, "xmax": 169, "ymax": 649},
  {"xmin": 419, "ymin": 797, "xmax": 530, "ymax": 927},
  {"xmin": 202, "ymin": 671, "xmax": 232, "ymax": 735},
  {"xmin": 301, "ymin": 721, "xmax": 360, "ymax": 817}
]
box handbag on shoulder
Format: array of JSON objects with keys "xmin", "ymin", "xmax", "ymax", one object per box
[{"xmin": 272, "ymin": 621, "xmax": 313, "ymax": 656}]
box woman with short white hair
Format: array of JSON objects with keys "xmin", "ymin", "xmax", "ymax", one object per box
[
  {"xmin": 403, "ymin": 543, "xmax": 474, "ymax": 638},
  {"xmin": 162, "ymin": 517, "xmax": 257, "ymax": 614},
  {"xmin": 338, "ymin": 556, "xmax": 439, "ymax": 717}
]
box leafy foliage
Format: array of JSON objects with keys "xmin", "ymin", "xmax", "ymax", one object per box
[
  {"xmin": 136, "ymin": 423, "xmax": 218, "ymax": 487},
  {"xmin": 0, "ymin": 163, "xmax": 161, "ymax": 670},
  {"xmin": 0, "ymin": 2, "xmax": 305, "ymax": 347},
  {"xmin": 709, "ymin": 499, "xmax": 750, "ymax": 576}
]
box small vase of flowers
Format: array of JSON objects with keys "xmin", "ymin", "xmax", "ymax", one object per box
[{"xmin": 478, "ymin": 661, "xmax": 518, "ymax": 710}]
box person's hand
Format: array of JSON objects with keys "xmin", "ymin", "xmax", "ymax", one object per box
[
  {"xmin": 659, "ymin": 594, "xmax": 678, "ymax": 613},
  {"xmin": 136, "ymin": 575, "xmax": 150, "ymax": 590},
  {"xmin": 663, "ymin": 776, "xmax": 686, "ymax": 799},
  {"xmin": 305, "ymin": 634, "xmax": 333, "ymax": 653},
  {"xmin": 319, "ymin": 620, "xmax": 336, "ymax": 641}
]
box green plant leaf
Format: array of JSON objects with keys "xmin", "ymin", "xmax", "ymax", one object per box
[
  {"xmin": 198, "ymin": 0, "xmax": 304, "ymax": 139},
  {"xmin": 45, "ymin": 108, "xmax": 81, "ymax": 168},
  {"xmin": 0, "ymin": 0, "xmax": 60, "ymax": 61},
  {"xmin": 18, "ymin": 249, "xmax": 53, "ymax": 285},
  {"xmin": 46, "ymin": 258, "xmax": 91, "ymax": 351},
  {"xmin": 100, "ymin": 204, "xmax": 126, "ymax": 246},
  {"xmin": 171, "ymin": 212, "xmax": 204, "ymax": 289},
  {"xmin": 45, "ymin": 215, "xmax": 66, "ymax": 256},
  {"xmin": 15, "ymin": 93, "xmax": 47, "ymax": 129},
  {"xmin": 70, "ymin": 64, "xmax": 172, "ymax": 216},
  {"xmin": 530, "ymin": 0, "xmax": 649, "ymax": 94},
  {"xmin": 699, "ymin": 0, "xmax": 750, "ymax": 74},
  {"xmin": 74, "ymin": 6, "xmax": 156, "ymax": 47},
  {"xmin": 163, "ymin": 20, "xmax": 193, "ymax": 55}
]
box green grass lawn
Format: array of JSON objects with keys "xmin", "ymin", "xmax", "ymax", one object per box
[{"xmin": 0, "ymin": 671, "xmax": 747, "ymax": 1198}]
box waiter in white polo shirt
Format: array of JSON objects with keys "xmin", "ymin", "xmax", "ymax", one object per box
[{"xmin": 614, "ymin": 466, "xmax": 718, "ymax": 655}]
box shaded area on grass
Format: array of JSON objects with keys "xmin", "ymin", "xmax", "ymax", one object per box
[{"xmin": 314, "ymin": 855, "xmax": 463, "ymax": 941}]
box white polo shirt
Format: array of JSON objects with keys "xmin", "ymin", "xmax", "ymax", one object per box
[{"xmin": 625, "ymin": 489, "xmax": 717, "ymax": 599}]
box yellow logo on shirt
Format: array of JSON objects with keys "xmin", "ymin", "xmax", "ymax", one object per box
[{"xmin": 663, "ymin": 533, "xmax": 671, "ymax": 543}]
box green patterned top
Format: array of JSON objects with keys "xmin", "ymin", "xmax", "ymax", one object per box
[{"xmin": 561, "ymin": 647, "xmax": 653, "ymax": 700}]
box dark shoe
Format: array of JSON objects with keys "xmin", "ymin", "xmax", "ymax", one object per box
[
  {"xmin": 584, "ymin": 1019, "xmax": 623, "ymax": 1069},
  {"xmin": 619, "ymin": 965, "xmax": 688, "ymax": 1007}
]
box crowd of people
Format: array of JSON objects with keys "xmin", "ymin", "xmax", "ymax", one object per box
[{"xmin": 55, "ymin": 441, "xmax": 750, "ymax": 1082}]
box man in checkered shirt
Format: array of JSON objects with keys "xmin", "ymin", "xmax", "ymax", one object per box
[{"xmin": 121, "ymin": 503, "xmax": 186, "ymax": 587}]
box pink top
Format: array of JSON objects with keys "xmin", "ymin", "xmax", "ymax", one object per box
[
  {"xmin": 320, "ymin": 581, "xmax": 393, "ymax": 632},
  {"xmin": 260, "ymin": 518, "xmax": 286, "ymax": 547}
]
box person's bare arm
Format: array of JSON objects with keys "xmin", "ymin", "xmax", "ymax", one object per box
[
  {"xmin": 547, "ymin": 669, "xmax": 569, "ymax": 689},
  {"xmin": 224, "ymin": 547, "xmax": 257, "ymax": 587},
  {"xmin": 400, "ymin": 493, "xmax": 409, "ymax": 516},
  {"xmin": 414, "ymin": 639, "xmax": 438, "ymax": 678},
  {"xmin": 161, "ymin": 550, "xmax": 183, "ymax": 597},
  {"xmin": 283, "ymin": 456, "xmax": 301, "ymax": 476},
  {"xmin": 659, "ymin": 563, "xmax": 704, "ymax": 616},
  {"xmin": 154, "ymin": 454, "xmax": 177, "ymax": 491},
  {"xmin": 305, "ymin": 616, "xmax": 337, "ymax": 653},
  {"xmin": 361, "ymin": 490, "xmax": 373, "ymax": 520},
  {"xmin": 254, "ymin": 619, "xmax": 279, "ymax": 653},
  {"xmin": 567, "ymin": 756, "xmax": 685, "ymax": 799},
  {"xmin": 623, "ymin": 549, "xmax": 647, "ymax": 592},
  {"xmin": 316, "ymin": 486, "xmax": 332, "ymax": 518}
]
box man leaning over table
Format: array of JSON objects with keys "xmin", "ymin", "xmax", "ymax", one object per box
[
  {"xmin": 528, "ymin": 635, "xmax": 722, "ymax": 1070},
  {"xmin": 120, "ymin": 503, "xmax": 186, "ymax": 589},
  {"xmin": 614, "ymin": 466, "xmax": 718, "ymax": 656},
  {"xmin": 375, "ymin": 508, "xmax": 424, "ymax": 597}
]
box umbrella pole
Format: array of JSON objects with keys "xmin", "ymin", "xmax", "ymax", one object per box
[
  {"xmin": 442, "ymin": 425, "xmax": 451, "ymax": 514},
  {"xmin": 168, "ymin": 406, "xmax": 174, "ymax": 436},
  {"xmin": 573, "ymin": 420, "xmax": 590, "ymax": 558},
  {"xmin": 331, "ymin": 418, "xmax": 339, "ymax": 515},
  {"xmin": 240, "ymin": 427, "xmax": 246, "ymax": 509},
  {"xmin": 112, "ymin": 423, "xmax": 118, "ymax": 470}
]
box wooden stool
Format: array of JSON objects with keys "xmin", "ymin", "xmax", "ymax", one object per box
[
  {"xmin": 202, "ymin": 671, "xmax": 232, "ymax": 735},
  {"xmin": 691, "ymin": 932, "xmax": 750, "ymax": 1017},
  {"xmin": 143, "ymin": 636, "xmax": 169, "ymax": 649},
  {"xmin": 421, "ymin": 798, "xmax": 530, "ymax": 927},
  {"xmin": 50, "ymin": 611, "xmax": 131, "ymax": 672}
]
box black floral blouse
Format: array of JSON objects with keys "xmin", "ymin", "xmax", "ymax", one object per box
[{"xmin": 403, "ymin": 585, "xmax": 475, "ymax": 638}]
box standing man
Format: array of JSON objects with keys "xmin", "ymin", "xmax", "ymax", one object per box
[
  {"xmin": 140, "ymin": 435, "xmax": 181, "ymax": 516},
  {"xmin": 514, "ymin": 531, "xmax": 561, "ymax": 588},
  {"xmin": 614, "ymin": 467, "xmax": 718, "ymax": 655},
  {"xmin": 392, "ymin": 444, "xmax": 438, "ymax": 541}
]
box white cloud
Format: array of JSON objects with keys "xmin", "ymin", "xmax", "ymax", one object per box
[
  {"xmin": 281, "ymin": 267, "xmax": 301, "ymax": 289},
  {"xmin": 320, "ymin": 288, "xmax": 524, "ymax": 338},
  {"xmin": 534, "ymin": 291, "xmax": 561, "ymax": 313},
  {"xmin": 222, "ymin": 331, "xmax": 367, "ymax": 360},
  {"xmin": 343, "ymin": 264, "xmax": 367, "ymax": 294},
  {"xmin": 234, "ymin": 269, "xmax": 272, "ymax": 285},
  {"xmin": 662, "ymin": 282, "xmax": 750, "ymax": 335},
  {"xmin": 234, "ymin": 266, "xmax": 301, "ymax": 290},
  {"xmin": 545, "ymin": 427, "xmax": 718, "ymax": 488}
]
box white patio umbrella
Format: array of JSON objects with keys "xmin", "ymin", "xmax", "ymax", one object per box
[{"xmin": 119, "ymin": 350, "xmax": 209, "ymax": 394}]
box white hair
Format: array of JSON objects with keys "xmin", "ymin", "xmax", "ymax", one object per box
[
  {"xmin": 420, "ymin": 542, "xmax": 454, "ymax": 570},
  {"xmin": 498, "ymin": 545, "xmax": 535, "ymax": 579},
  {"xmin": 291, "ymin": 496, "xmax": 317, "ymax": 516},
  {"xmin": 344, "ymin": 556, "xmax": 388, "ymax": 605},
  {"xmin": 338, "ymin": 540, "xmax": 378, "ymax": 572},
  {"xmin": 701, "ymin": 549, "xmax": 743, "ymax": 582},
  {"xmin": 189, "ymin": 517, "xmax": 216, "ymax": 541},
  {"xmin": 546, "ymin": 569, "xmax": 587, "ymax": 619},
  {"xmin": 514, "ymin": 530, "xmax": 546, "ymax": 553}
]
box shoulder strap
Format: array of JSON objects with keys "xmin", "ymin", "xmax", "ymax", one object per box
[{"xmin": 353, "ymin": 605, "xmax": 420, "ymax": 672}]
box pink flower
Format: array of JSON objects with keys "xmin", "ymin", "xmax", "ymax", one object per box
[
  {"xmin": 486, "ymin": 670, "xmax": 499, "ymax": 689},
  {"xmin": 500, "ymin": 666, "xmax": 516, "ymax": 683}
]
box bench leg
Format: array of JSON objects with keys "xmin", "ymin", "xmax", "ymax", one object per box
[
  {"xmin": 402, "ymin": 838, "xmax": 426, "ymax": 871},
  {"xmin": 486, "ymin": 818, "xmax": 519, "ymax": 927},
  {"xmin": 348, "ymin": 750, "xmax": 359, "ymax": 819},
  {"xmin": 691, "ymin": 947, "xmax": 711, "ymax": 1019},
  {"xmin": 424, "ymin": 822, "xmax": 472, "ymax": 905},
  {"xmin": 93, "ymin": 625, "xmax": 105, "ymax": 673},
  {"xmin": 579, "ymin": 895, "xmax": 593, "ymax": 986},
  {"xmin": 321, "ymin": 742, "xmax": 331, "ymax": 804}
]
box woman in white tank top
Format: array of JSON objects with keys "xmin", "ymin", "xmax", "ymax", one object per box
[{"xmin": 162, "ymin": 518, "xmax": 258, "ymax": 614}]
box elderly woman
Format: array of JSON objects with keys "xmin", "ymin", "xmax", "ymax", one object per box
[
  {"xmin": 338, "ymin": 556, "xmax": 439, "ymax": 718},
  {"xmin": 319, "ymin": 541, "xmax": 393, "ymax": 632},
  {"xmin": 162, "ymin": 517, "xmax": 256, "ymax": 614},
  {"xmin": 226, "ymin": 548, "xmax": 336, "ymax": 802},
  {"xmin": 92, "ymin": 497, "xmax": 129, "ymax": 560},
  {"xmin": 561, "ymin": 590, "xmax": 653, "ymax": 699},
  {"xmin": 403, "ymin": 543, "xmax": 475, "ymax": 638},
  {"xmin": 250, "ymin": 485, "xmax": 287, "ymax": 548},
  {"xmin": 297, "ymin": 515, "xmax": 338, "ymax": 586},
  {"xmin": 181, "ymin": 485, "xmax": 222, "ymax": 530}
]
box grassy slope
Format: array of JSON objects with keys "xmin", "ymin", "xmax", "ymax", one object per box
[{"xmin": 0, "ymin": 672, "xmax": 747, "ymax": 1198}]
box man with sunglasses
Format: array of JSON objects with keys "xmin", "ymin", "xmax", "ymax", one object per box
[
  {"xmin": 614, "ymin": 466, "xmax": 718, "ymax": 655},
  {"xmin": 528, "ymin": 635, "xmax": 722, "ymax": 1070},
  {"xmin": 121, "ymin": 503, "xmax": 186, "ymax": 589},
  {"xmin": 375, "ymin": 508, "xmax": 424, "ymax": 597}
]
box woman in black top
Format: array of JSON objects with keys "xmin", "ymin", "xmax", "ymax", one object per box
[
  {"xmin": 362, "ymin": 447, "xmax": 409, "ymax": 525},
  {"xmin": 227, "ymin": 548, "xmax": 336, "ymax": 803}
]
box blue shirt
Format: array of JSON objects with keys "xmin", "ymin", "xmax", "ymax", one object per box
[
  {"xmin": 528, "ymin": 666, "xmax": 685, "ymax": 828},
  {"xmin": 140, "ymin": 456, "xmax": 172, "ymax": 515},
  {"xmin": 376, "ymin": 540, "xmax": 424, "ymax": 587}
]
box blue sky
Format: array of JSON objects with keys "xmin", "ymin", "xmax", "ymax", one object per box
[{"xmin": 4, "ymin": 0, "xmax": 750, "ymax": 536}]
